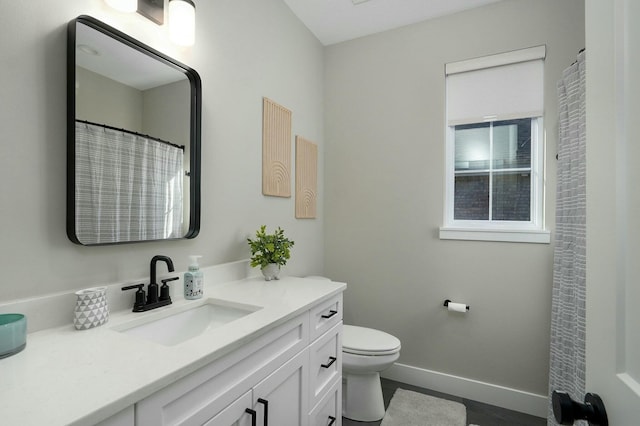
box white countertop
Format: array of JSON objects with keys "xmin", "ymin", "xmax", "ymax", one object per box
[{"xmin": 0, "ymin": 276, "xmax": 346, "ymax": 426}]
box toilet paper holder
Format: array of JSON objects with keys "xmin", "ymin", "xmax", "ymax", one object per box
[{"xmin": 443, "ymin": 299, "xmax": 470, "ymax": 311}]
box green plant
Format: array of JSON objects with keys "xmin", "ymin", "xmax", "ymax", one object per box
[{"xmin": 247, "ymin": 225, "xmax": 295, "ymax": 268}]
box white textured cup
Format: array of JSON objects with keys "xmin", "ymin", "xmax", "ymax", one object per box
[{"xmin": 73, "ymin": 287, "xmax": 109, "ymax": 330}]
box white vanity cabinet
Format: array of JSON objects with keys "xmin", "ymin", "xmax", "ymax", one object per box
[
  {"xmin": 135, "ymin": 293, "xmax": 343, "ymax": 426},
  {"xmin": 96, "ymin": 406, "xmax": 135, "ymax": 426}
]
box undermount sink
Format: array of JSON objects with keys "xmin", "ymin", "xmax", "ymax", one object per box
[{"xmin": 114, "ymin": 299, "xmax": 262, "ymax": 346}]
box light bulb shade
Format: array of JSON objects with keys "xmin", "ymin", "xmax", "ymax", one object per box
[
  {"xmin": 169, "ymin": 0, "xmax": 196, "ymax": 46},
  {"xmin": 105, "ymin": 0, "xmax": 137, "ymax": 13}
]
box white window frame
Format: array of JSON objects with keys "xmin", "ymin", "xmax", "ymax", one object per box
[{"xmin": 439, "ymin": 47, "xmax": 550, "ymax": 244}]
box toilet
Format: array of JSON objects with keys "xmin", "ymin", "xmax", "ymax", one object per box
[
  {"xmin": 342, "ymin": 325, "xmax": 401, "ymax": 421},
  {"xmin": 304, "ymin": 276, "xmax": 401, "ymax": 421}
]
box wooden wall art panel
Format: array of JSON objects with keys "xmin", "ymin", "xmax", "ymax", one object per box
[
  {"xmin": 295, "ymin": 136, "xmax": 317, "ymax": 219},
  {"xmin": 262, "ymin": 97, "xmax": 292, "ymax": 197}
]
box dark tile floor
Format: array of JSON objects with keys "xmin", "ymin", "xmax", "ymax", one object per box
[{"xmin": 342, "ymin": 378, "xmax": 547, "ymax": 426}]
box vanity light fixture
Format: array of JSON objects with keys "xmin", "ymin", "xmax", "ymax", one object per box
[
  {"xmin": 105, "ymin": 0, "xmax": 196, "ymax": 46},
  {"xmin": 105, "ymin": 0, "xmax": 137, "ymax": 13},
  {"xmin": 169, "ymin": 0, "xmax": 196, "ymax": 46},
  {"xmin": 138, "ymin": 0, "xmax": 165, "ymax": 25}
]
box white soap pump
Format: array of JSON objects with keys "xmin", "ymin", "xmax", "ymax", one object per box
[{"xmin": 184, "ymin": 255, "xmax": 203, "ymax": 300}]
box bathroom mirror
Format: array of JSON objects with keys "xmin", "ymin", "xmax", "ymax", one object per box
[{"xmin": 67, "ymin": 15, "xmax": 201, "ymax": 245}]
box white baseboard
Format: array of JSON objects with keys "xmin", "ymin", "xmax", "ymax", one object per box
[{"xmin": 381, "ymin": 363, "xmax": 548, "ymax": 418}]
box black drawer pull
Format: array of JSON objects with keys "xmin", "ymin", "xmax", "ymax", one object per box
[
  {"xmin": 245, "ymin": 408, "xmax": 257, "ymax": 426},
  {"xmin": 321, "ymin": 310, "xmax": 338, "ymax": 319},
  {"xmin": 328, "ymin": 415, "xmax": 336, "ymax": 426},
  {"xmin": 257, "ymin": 398, "xmax": 269, "ymax": 426},
  {"xmin": 321, "ymin": 356, "xmax": 337, "ymax": 368}
]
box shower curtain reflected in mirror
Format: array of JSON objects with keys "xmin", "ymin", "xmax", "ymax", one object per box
[
  {"xmin": 548, "ymin": 50, "xmax": 586, "ymax": 425},
  {"xmin": 75, "ymin": 121, "xmax": 184, "ymax": 244}
]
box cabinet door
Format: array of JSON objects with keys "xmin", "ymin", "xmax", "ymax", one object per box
[
  {"xmin": 253, "ymin": 348, "xmax": 309, "ymax": 426},
  {"xmin": 203, "ymin": 391, "xmax": 254, "ymax": 426}
]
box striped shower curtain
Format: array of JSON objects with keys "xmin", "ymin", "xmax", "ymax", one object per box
[
  {"xmin": 548, "ymin": 51, "xmax": 586, "ymax": 425},
  {"xmin": 75, "ymin": 121, "xmax": 184, "ymax": 244}
]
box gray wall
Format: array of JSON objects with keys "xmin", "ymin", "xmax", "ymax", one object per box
[
  {"xmin": 143, "ymin": 80, "xmax": 190, "ymax": 147},
  {"xmin": 1, "ymin": 0, "xmax": 586, "ymax": 402},
  {"xmin": 0, "ymin": 0, "xmax": 325, "ymax": 301},
  {"xmin": 76, "ymin": 67, "xmax": 143, "ymax": 131},
  {"xmin": 324, "ymin": 0, "xmax": 585, "ymax": 395}
]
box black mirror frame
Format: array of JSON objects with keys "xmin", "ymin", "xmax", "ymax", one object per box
[{"xmin": 67, "ymin": 15, "xmax": 201, "ymax": 245}]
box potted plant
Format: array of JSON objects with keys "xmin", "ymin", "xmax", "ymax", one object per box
[{"xmin": 247, "ymin": 225, "xmax": 295, "ymax": 281}]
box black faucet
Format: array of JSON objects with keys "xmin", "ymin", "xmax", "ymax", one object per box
[
  {"xmin": 122, "ymin": 255, "xmax": 177, "ymax": 312},
  {"xmin": 149, "ymin": 255, "xmax": 175, "ymax": 304}
]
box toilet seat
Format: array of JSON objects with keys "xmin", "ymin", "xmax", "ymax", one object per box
[{"xmin": 343, "ymin": 325, "xmax": 401, "ymax": 356}]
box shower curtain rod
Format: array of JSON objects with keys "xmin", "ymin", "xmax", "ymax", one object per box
[
  {"xmin": 570, "ymin": 48, "xmax": 586, "ymax": 66},
  {"xmin": 76, "ymin": 119, "xmax": 185, "ymax": 150}
]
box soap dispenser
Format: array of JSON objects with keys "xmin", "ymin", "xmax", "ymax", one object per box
[{"xmin": 184, "ymin": 255, "xmax": 203, "ymax": 300}]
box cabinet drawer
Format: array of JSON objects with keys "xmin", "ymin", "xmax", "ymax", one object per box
[
  {"xmin": 309, "ymin": 379, "xmax": 341, "ymax": 426},
  {"xmin": 309, "ymin": 322, "xmax": 342, "ymax": 407},
  {"xmin": 309, "ymin": 294, "xmax": 342, "ymax": 341},
  {"xmin": 136, "ymin": 313, "xmax": 309, "ymax": 426}
]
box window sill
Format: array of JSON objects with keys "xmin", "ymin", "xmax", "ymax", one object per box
[{"xmin": 439, "ymin": 227, "xmax": 551, "ymax": 244}]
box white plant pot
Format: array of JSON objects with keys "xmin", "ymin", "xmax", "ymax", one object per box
[{"xmin": 261, "ymin": 263, "xmax": 281, "ymax": 281}]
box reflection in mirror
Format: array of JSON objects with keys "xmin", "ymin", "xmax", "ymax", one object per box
[{"xmin": 67, "ymin": 15, "xmax": 201, "ymax": 245}]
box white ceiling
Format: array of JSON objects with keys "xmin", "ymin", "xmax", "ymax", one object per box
[
  {"xmin": 283, "ymin": 0, "xmax": 504, "ymax": 46},
  {"xmin": 76, "ymin": 22, "xmax": 186, "ymax": 91}
]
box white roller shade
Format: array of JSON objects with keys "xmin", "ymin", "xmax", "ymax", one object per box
[{"xmin": 446, "ymin": 46, "xmax": 546, "ymax": 126}]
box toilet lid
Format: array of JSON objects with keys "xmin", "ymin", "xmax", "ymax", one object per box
[{"xmin": 343, "ymin": 325, "xmax": 401, "ymax": 356}]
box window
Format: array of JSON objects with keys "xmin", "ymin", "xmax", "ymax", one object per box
[{"xmin": 440, "ymin": 46, "xmax": 550, "ymax": 243}]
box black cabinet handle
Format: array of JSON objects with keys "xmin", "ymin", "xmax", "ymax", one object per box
[
  {"xmin": 321, "ymin": 310, "xmax": 338, "ymax": 319},
  {"xmin": 245, "ymin": 408, "xmax": 257, "ymax": 426},
  {"xmin": 257, "ymin": 398, "xmax": 269, "ymax": 426},
  {"xmin": 328, "ymin": 415, "xmax": 336, "ymax": 426},
  {"xmin": 321, "ymin": 356, "xmax": 337, "ymax": 368}
]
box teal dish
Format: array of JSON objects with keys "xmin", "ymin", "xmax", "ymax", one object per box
[{"xmin": 0, "ymin": 314, "xmax": 27, "ymax": 359}]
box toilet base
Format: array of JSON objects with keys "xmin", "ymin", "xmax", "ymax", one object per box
[{"xmin": 342, "ymin": 371, "xmax": 385, "ymax": 422}]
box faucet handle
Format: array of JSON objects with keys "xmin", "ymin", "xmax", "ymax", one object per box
[
  {"xmin": 159, "ymin": 277, "xmax": 179, "ymax": 301},
  {"xmin": 122, "ymin": 284, "xmax": 146, "ymax": 311}
]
